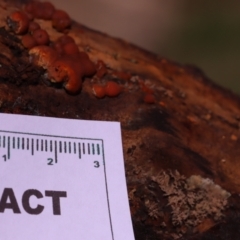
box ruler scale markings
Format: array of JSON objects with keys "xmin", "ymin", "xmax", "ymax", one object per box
[
  {"xmin": 68, "ymin": 142, "xmax": 71, "ymax": 154},
  {"xmin": 83, "ymin": 143, "xmax": 85, "ymax": 154},
  {"xmin": 64, "ymin": 141, "xmax": 67, "ymax": 153},
  {"xmin": 74, "ymin": 142, "xmax": 76, "ymax": 154},
  {"xmin": 45, "ymin": 140, "xmax": 47, "ymax": 152},
  {"xmin": 7, "ymin": 136, "xmax": 10, "ymax": 159},
  {"xmin": 31, "ymin": 138, "xmax": 34, "ymax": 155},
  {"xmin": 54, "ymin": 141, "xmax": 58, "ymax": 163},
  {"xmin": 22, "ymin": 138, "xmax": 24, "ymax": 150},
  {"xmin": 41, "ymin": 139, "xmax": 43, "ymax": 151},
  {"xmin": 88, "ymin": 143, "xmax": 90, "ymax": 155},
  {"xmin": 0, "ymin": 124, "xmax": 131, "ymax": 240},
  {"xmin": 97, "ymin": 144, "xmax": 100, "ymax": 155},
  {"xmin": 59, "ymin": 141, "xmax": 62, "ymax": 153},
  {"xmin": 92, "ymin": 144, "xmax": 95, "ymax": 155},
  {"xmin": 13, "ymin": 137, "xmax": 15, "ymax": 149},
  {"xmin": 78, "ymin": 142, "xmax": 81, "ymax": 159},
  {"xmin": 0, "ymin": 131, "xmax": 103, "ymax": 164}
]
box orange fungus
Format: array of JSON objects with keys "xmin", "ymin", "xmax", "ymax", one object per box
[
  {"xmin": 29, "ymin": 45, "xmax": 58, "ymax": 69},
  {"xmin": 32, "ymin": 29, "xmax": 50, "ymax": 45},
  {"xmin": 63, "ymin": 42, "xmax": 80, "ymax": 55},
  {"xmin": 7, "ymin": 11, "xmax": 29, "ymax": 35},
  {"xmin": 52, "ymin": 10, "xmax": 71, "ymax": 32},
  {"xmin": 28, "ymin": 21, "xmax": 40, "ymax": 33},
  {"xmin": 21, "ymin": 34, "xmax": 37, "ymax": 49},
  {"xmin": 105, "ymin": 81, "xmax": 122, "ymax": 97},
  {"xmin": 92, "ymin": 84, "xmax": 106, "ymax": 98},
  {"xmin": 41, "ymin": 2, "xmax": 56, "ymax": 20}
]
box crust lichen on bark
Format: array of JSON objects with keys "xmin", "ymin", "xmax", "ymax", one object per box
[{"xmin": 0, "ymin": 1, "xmax": 240, "ymax": 239}]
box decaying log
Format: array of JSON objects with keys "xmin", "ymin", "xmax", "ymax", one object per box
[{"xmin": 1, "ymin": 1, "xmax": 240, "ymax": 239}]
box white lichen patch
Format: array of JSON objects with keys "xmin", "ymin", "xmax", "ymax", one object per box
[{"xmin": 151, "ymin": 171, "xmax": 230, "ymax": 228}]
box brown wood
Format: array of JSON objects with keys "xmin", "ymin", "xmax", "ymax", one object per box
[{"xmin": 1, "ymin": 1, "xmax": 240, "ymax": 239}]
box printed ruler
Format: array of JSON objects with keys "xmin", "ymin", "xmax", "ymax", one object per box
[{"xmin": 0, "ymin": 113, "xmax": 135, "ymax": 240}]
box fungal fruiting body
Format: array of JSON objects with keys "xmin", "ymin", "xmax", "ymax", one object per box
[
  {"xmin": 6, "ymin": 2, "xmax": 153, "ymax": 99},
  {"xmin": 92, "ymin": 84, "xmax": 106, "ymax": 98},
  {"xmin": 29, "ymin": 45, "xmax": 59, "ymax": 72},
  {"xmin": 5, "ymin": 1, "xmax": 98, "ymax": 94},
  {"xmin": 7, "ymin": 11, "xmax": 29, "ymax": 34},
  {"xmin": 62, "ymin": 42, "xmax": 80, "ymax": 55},
  {"xmin": 28, "ymin": 21, "xmax": 40, "ymax": 33},
  {"xmin": 47, "ymin": 56, "xmax": 83, "ymax": 93},
  {"xmin": 105, "ymin": 81, "xmax": 122, "ymax": 97},
  {"xmin": 32, "ymin": 29, "xmax": 49, "ymax": 45},
  {"xmin": 38, "ymin": 2, "xmax": 56, "ymax": 20},
  {"xmin": 25, "ymin": 1, "xmax": 56, "ymax": 20},
  {"xmin": 21, "ymin": 34, "xmax": 37, "ymax": 49},
  {"xmin": 5, "ymin": 2, "xmax": 127, "ymax": 97},
  {"xmin": 53, "ymin": 35, "xmax": 75, "ymax": 55},
  {"xmin": 52, "ymin": 10, "xmax": 71, "ymax": 32},
  {"xmin": 91, "ymin": 81, "xmax": 122, "ymax": 98},
  {"xmin": 29, "ymin": 46, "xmax": 77, "ymax": 92},
  {"xmin": 29, "ymin": 44, "xmax": 97, "ymax": 94}
]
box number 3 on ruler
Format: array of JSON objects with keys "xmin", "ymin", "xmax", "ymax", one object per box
[{"xmin": 94, "ymin": 161, "xmax": 100, "ymax": 168}]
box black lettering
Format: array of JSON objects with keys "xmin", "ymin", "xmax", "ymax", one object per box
[
  {"xmin": 22, "ymin": 189, "xmax": 44, "ymax": 215},
  {"xmin": 94, "ymin": 161, "xmax": 100, "ymax": 168},
  {"xmin": 45, "ymin": 191, "xmax": 67, "ymax": 215},
  {"xmin": 47, "ymin": 158, "xmax": 54, "ymax": 165},
  {"xmin": 0, "ymin": 188, "xmax": 21, "ymax": 213}
]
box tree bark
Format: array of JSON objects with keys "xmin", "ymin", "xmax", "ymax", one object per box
[{"xmin": 1, "ymin": 1, "xmax": 240, "ymax": 239}]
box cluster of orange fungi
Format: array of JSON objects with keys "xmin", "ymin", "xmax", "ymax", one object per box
[{"xmin": 6, "ymin": 1, "xmax": 154, "ymax": 102}]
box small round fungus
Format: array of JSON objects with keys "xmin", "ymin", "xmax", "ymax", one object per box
[
  {"xmin": 63, "ymin": 42, "xmax": 79, "ymax": 55},
  {"xmin": 92, "ymin": 84, "xmax": 106, "ymax": 98},
  {"xmin": 28, "ymin": 21, "xmax": 40, "ymax": 33},
  {"xmin": 55, "ymin": 35, "xmax": 75, "ymax": 45},
  {"xmin": 21, "ymin": 34, "xmax": 37, "ymax": 49},
  {"xmin": 32, "ymin": 29, "xmax": 49, "ymax": 45},
  {"xmin": 7, "ymin": 11, "xmax": 29, "ymax": 35},
  {"xmin": 41, "ymin": 2, "xmax": 56, "ymax": 20},
  {"xmin": 25, "ymin": 1, "xmax": 55, "ymax": 20},
  {"xmin": 25, "ymin": 1, "xmax": 42, "ymax": 18},
  {"xmin": 52, "ymin": 10, "xmax": 71, "ymax": 32},
  {"xmin": 105, "ymin": 81, "xmax": 122, "ymax": 97}
]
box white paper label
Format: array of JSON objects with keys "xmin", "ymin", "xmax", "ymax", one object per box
[{"xmin": 0, "ymin": 113, "xmax": 135, "ymax": 240}]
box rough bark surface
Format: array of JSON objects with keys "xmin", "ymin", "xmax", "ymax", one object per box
[{"xmin": 1, "ymin": 1, "xmax": 240, "ymax": 239}]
